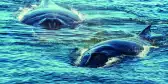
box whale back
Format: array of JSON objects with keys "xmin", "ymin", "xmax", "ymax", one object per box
[{"xmin": 77, "ymin": 40, "xmax": 144, "ymax": 68}]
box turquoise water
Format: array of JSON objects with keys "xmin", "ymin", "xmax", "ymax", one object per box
[{"xmin": 0, "ymin": 0, "xmax": 168, "ymax": 84}]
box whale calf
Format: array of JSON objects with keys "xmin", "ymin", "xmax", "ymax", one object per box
[
  {"xmin": 18, "ymin": 0, "xmax": 83, "ymax": 30},
  {"xmin": 71, "ymin": 25, "xmax": 164, "ymax": 68}
]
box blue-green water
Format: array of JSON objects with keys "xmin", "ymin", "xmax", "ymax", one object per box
[{"xmin": 0, "ymin": 0, "xmax": 168, "ymax": 84}]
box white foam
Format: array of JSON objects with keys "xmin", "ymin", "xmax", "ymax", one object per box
[
  {"xmin": 138, "ymin": 45, "xmax": 158, "ymax": 58},
  {"xmin": 71, "ymin": 8, "xmax": 85, "ymax": 21},
  {"xmin": 74, "ymin": 48, "xmax": 88, "ymax": 65},
  {"xmin": 103, "ymin": 57, "xmax": 120, "ymax": 67},
  {"xmin": 17, "ymin": 4, "xmax": 38, "ymax": 21}
]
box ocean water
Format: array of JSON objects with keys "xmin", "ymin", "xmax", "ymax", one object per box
[{"xmin": 0, "ymin": 0, "xmax": 168, "ymax": 84}]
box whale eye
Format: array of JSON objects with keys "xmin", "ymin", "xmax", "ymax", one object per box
[{"xmin": 40, "ymin": 18, "xmax": 63, "ymax": 30}]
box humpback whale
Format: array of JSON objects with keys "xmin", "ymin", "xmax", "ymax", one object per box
[
  {"xmin": 18, "ymin": 0, "xmax": 83, "ymax": 30},
  {"xmin": 71, "ymin": 25, "xmax": 164, "ymax": 68}
]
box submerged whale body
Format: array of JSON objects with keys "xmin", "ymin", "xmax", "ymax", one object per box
[
  {"xmin": 72, "ymin": 25, "xmax": 163, "ymax": 68},
  {"xmin": 19, "ymin": 0, "xmax": 82, "ymax": 30}
]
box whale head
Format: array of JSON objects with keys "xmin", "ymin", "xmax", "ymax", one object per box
[
  {"xmin": 18, "ymin": 0, "xmax": 83, "ymax": 30},
  {"xmin": 69, "ymin": 47, "xmax": 110, "ymax": 68},
  {"xmin": 77, "ymin": 49, "xmax": 110, "ymax": 67}
]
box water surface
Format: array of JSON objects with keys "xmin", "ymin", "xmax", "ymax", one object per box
[{"xmin": 0, "ymin": 0, "xmax": 168, "ymax": 84}]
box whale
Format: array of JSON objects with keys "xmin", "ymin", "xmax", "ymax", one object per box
[
  {"xmin": 70, "ymin": 25, "xmax": 164, "ymax": 68},
  {"xmin": 18, "ymin": 0, "xmax": 83, "ymax": 30}
]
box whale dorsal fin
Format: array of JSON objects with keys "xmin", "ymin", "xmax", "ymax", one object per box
[
  {"xmin": 39, "ymin": 0, "xmax": 55, "ymax": 7},
  {"xmin": 139, "ymin": 24, "xmax": 152, "ymax": 40},
  {"xmin": 139, "ymin": 25, "xmax": 165, "ymax": 45}
]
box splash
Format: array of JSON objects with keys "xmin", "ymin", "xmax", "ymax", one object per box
[
  {"xmin": 74, "ymin": 48, "xmax": 88, "ymax": 65},
  {"xmin": 70, "ymin": 8, "xmax": 85, "ymax": 22},
  {"xmin": 103, "ymin": 57, "xmax": 120, "ymax": 67},
  {"xmin": 17, "ymin": 5, "xmax": 38, "ymax": 21},
  {"xmin": 138, "ymin": 45, "xmax": 159, "ymax": 58},
  {"xmin": 138, "ymin": 45, "xmax": 157, "ymax": 58},
  {"xmin": 138, "ymin": 46, "xmax": 150, "ymax": 58}
]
